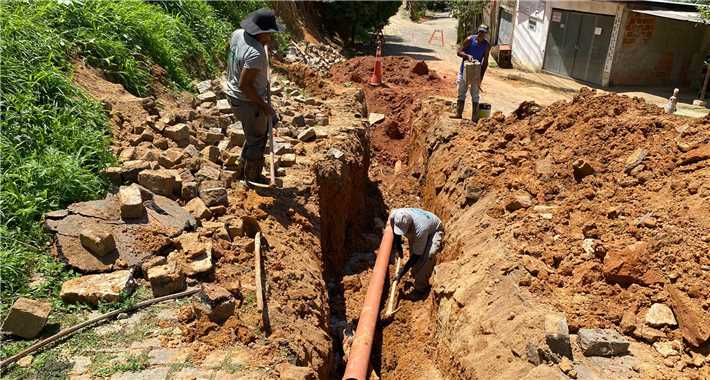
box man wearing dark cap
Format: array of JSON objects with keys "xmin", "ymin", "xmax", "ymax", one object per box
[
  {"xmin": 453, "ymin": 24, "xmax": 490, "ymax": 121},
  {"xmin": 226, "ymin": 8, "xmax": 284, "ymax": 184},
  {"xmin": 389, "ymin": 208, "xmax": 444, "ymax": 293}
]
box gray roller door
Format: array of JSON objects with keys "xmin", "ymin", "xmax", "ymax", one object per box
[
  {"xmin": 497, "ymin": 8, "xmax": 513, "ymax": 45},
  {"xmin": 543, "ymin": 9, "xmax": 614, "ymax": 85}
]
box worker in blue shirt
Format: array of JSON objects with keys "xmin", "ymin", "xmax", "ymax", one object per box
[{"xmin": 453, "ymin": 24, "xmax": 491, "ymax": 121}]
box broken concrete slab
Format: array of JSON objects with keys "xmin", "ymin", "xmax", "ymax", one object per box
[
  {"xmin": 79, "ymin": 228, "xmax": 116, "ymax": 257},
  {"xmin": 147, "ymin": 263, "xmax": 186, "ymax": 297},
  {"xmin": 1, "ymin": 297, "xmax": 51, "ymax": 339},
  {"xmin": 60, "ymin": 270, "xmax": 136, "ymax": 305},
  {"xmin": 145, "ymin": 194, "xmax": 196, "ymax": 234},
  {"xmin": 577, "ymin": 328, "xmax": 629, "ymax": 357}
]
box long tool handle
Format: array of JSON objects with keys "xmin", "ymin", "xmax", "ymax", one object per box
[
  {"xmin": 384, "ymin": 256, "xmax": 402, "ymax": 316},
  {"xmin": 265, "ymin": 46, "xmax": 276, "ymax": 187}
]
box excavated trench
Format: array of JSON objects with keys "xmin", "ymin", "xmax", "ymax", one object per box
[{"xmin": 312, "ymin": 91, "xmax": 452, "ymax": 379}]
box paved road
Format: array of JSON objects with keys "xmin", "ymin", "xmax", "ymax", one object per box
[{"xmin": 383, "ymin": 9, "xmax": 708, "ymax": 118}]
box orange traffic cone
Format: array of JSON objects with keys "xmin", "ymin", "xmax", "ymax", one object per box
[{"xmin": 369, "ymin": 45, "xmax": 383, "ymax": 86}]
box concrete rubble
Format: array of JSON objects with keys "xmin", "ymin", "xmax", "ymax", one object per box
[{"xmin": 577, "ymin": 328, "xmax": 630, "ymax": 357}]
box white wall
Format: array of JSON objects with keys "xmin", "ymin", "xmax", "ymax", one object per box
[
  {"xmin": 511, "ymin": 0, "xmax": 625, "ymax": 74},
  {"xmin": 511, "ymin": 0, "xmax": 548, "ymax": 72}
]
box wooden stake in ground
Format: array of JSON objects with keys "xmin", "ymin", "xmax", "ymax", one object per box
[
  {"xmin": 254, "ymin": 231, "xmax": 270, "ymax": 334},
  {"xmin": 384, "ymin": 256, "xmax": 402, "ymax": 320}
]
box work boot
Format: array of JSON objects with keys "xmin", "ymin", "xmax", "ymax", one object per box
[
  {"xmin": 450, "ymin": 100, "xmax": 464, "ymax": 119},
  {"xmin": 243, "ymin": 159, "xmax": 267, "ymax": 185},
  {"xmin": 471, "ymin": 102, "xmax": 480, "ymax": 122}
]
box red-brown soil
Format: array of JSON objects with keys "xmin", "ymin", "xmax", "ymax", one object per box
[{"xmin": 330, "ymin": 56, "xmax": 455, "ymax": 164}]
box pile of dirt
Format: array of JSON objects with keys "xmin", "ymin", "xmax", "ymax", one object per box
[
  {"xmin": 330, "ymin": 56, "xmax": 454, "ymax": 164},
  {"xmin": 409, "ymin": 89, "xmax": 710, "ymax": 378}
]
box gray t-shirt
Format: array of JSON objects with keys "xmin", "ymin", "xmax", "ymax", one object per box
[
  {"xmin": 226, "ymin": 29, "xmax": 268, "ymax": 102},
  {"xmin": 389, "ymin": 208, "xmax": 443, "ymax": 256}
]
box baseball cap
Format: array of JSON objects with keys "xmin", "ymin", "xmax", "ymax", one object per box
[
  {"xmin": 478, "ymin": 24, "xmax": 489, "ymax": 34},
  {"xmin": 392, "ymin": 212, "xmax": 413, "ymax": 236}
]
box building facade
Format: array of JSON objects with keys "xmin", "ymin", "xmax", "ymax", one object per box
[{"xmin": 483, "ymin": 0, "xmax": 710, "ymax": 88}]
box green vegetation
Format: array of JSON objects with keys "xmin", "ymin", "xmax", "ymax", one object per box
[
  {"xmin": 0, "ymin": 0, "xmax": 278, "ymax": 324},
  {"xmin": 318, "ymin": 1, "xmax": 401, "ymax": 46},
  {"xmin": 450, "ymin": 0, "xmax": 489, "ymax": 44}
]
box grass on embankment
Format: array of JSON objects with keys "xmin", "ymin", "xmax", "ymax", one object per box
[{"xmin": 0, "ymin": 0, "xmax": 270, "ymax": 358}]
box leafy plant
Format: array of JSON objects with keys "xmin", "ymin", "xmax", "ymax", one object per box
[
  {"xmin": 317, "ymin": 1, "xmax": 401, "ymax": 46},
  {"xmin": 450, "ymin": 0, "xmax": 489, "ymax": 44}
]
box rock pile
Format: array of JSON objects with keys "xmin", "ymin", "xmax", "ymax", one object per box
[
  {"xmin": 36, "ymin": 72, "xmax": 332, "ymax": 315},
  {"xmin": 284, "ymin": 41, "xmax": 345, "ymax": 75}
]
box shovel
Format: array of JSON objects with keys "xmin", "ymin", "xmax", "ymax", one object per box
[{"xmin": 383, "ymin": 256, "xmax": 403, "ymax": 321}]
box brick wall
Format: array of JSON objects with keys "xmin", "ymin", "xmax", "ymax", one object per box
[{"xmin": 610, "ymin": 11, "xmax": 708, "ymax": 86}]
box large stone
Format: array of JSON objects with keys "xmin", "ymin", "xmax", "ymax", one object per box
[
  {"xmin": 118, "ymin": 185, "xmax": 145, "ymax": 220},
  {"xmin": 297, "ymin": 127, "xmax": 316, "ymax": 142},
  {"xmin": 176, "ymin": 232, "xmax": 209, "ymax": 258},
  {"xmin": 202, "ymin": 127, "xmax": 223, "ymax": 146},
  {"xmin": 623, "ymin": 148, "xmax": 647, "ymax": 173},
  {"xmin": 1, "ymin": 297, "xmax": 51, "ymax": 339},
  {"xmin": 196, "ymin": 80, "xmax": 211, "ymax": 94},
  {"xmin": 147, "ymin": 263, "xmax": 186, "ymax": 297},
  {"xmin": 545, "ymin": 313, "xmax": 572, "ymax": 359},
  {"xmin": 577, "ymin": 328, "xmax": 629, "ymax": 357},
  {"xmin": 60, "ymin": 270, "xmax": 136, "ymax": 305},
  {"xmin": 163, "ymin": 124, "xmax": 189, "ymax": 146},
  {"xmin": 679, "ymin": 144, "xmax": 710, "ymax": 165},
  {"xmin": 197, "ymin": 91, "xmax": 216, "ymax": 103},
  {"xmin": 201, "ymin": 146, "xmax": 220, "ymax": 163},
  {"xmin": 195, "ymin": 164, "xmax": 221, "ymax": 182},
  {"xmin": 79, "ymin": 228, "xmax": 116, "ymax": 257},
  {"xmin": 120, "ymin": 160, "xmax": 152, "ymax": 183},
  {"xmin": 292, "ymin": 115, "xmax": 306, "ymax": 128},
  {"xmin": 158, "ymin": 148, "xmax": 184, "ymax": 168},
  {"xmin": 216, "ymin": 99, "xmax": 231, "ymax": 114},
  {"xmin": 653, "ymin": 341, "xmax": 680, "ymax": 358},
  {"xmin": 505, "ymin": 191, "xmax": 533, "ymax": 212},
  {"xmin": 180, "ymin": 181, "xmax": 198, "ymax": 201},
  {"xmin": 602, "ymin": 242, "xmax": 660, "ymax": 286},
  {"xmin": 645, "ymin": 303, "xmax": 677, "ymax": 328},
  {"xmin": 667, "ymin": 285, "xmax": 710, "ymax": 347},
  {"xmin": 196, "ymin": 283, "xmax": 235, "ymax": 324},
  {"xmin": 279, "ymin": 153, "xmax": 297, "ymax": 167},
  {"xmin": 184, "ymin": 197, "xmax": 212, "ymax": 220},
  {"xmin": 276, "ymin": 363, "xmax": 316, "ymax": 380},
  {"xmin": 138, "ymin": 169, "xmax": 176, "ymax": 196},
  {"xmin": 199, "ymin": 182, "xmax": 228, "ymax": 207}
]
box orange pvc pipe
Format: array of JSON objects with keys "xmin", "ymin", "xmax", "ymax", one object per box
[{"xmin": 343, "ymin": 225, "xmax": 394, "ymax": 380}]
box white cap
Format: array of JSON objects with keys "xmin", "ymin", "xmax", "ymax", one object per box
[{"xmin": 392, "ymin": 213, "xmax": 412, "ymax": 236}]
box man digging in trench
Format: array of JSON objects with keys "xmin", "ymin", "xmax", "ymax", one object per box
[
  {"xmin": 226, "ymin": 8, "xmax": 284, "ymax": 185},
  {"xmin": 390, "ymin": 208, "xmax": 445, "ymax": 295}
]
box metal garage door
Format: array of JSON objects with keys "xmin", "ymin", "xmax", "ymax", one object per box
[{"xmin": 543, "ymin": 9, "xmax": 614, "ymax": 85}]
